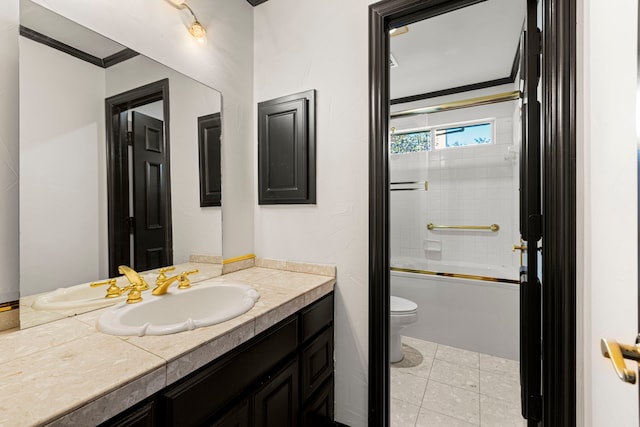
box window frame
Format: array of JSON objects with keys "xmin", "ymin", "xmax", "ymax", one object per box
[{"xmin": 390, "ymin": 117, "xmax": 496, "ymax": 155}]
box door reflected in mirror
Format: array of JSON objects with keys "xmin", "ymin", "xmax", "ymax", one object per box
[{"xmin": 18, "ymin": 0, "xmax": 223, "ymax": 327}]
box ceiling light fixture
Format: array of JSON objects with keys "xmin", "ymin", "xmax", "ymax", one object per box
[{"xmin": 168, "ymin": 0, "xmax": 207, "ymax": 44}]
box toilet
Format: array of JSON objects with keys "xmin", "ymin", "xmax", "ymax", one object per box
[{"xmin": 390, "ymin": 296, "xmax": 418, "ymax": 363}]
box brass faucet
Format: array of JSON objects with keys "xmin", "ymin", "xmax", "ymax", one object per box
[
  {"xmin": 90, "ymin": 265, "xmax": 150, "ymax": 304},
  {"xmin": 152, "ymin": 269, "xmax": 199, "ymax": 296},
  {"xmin": 118, "ymin": 265, "xmax": 150, "ymax": 291}
]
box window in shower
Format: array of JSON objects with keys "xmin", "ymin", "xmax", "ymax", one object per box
[
  {"xmin": 390, "ymin": 119, "xmax": 494, "ymax": 154},
  {"xmin": 390, "ymin": 130, "xmax": 431, "ymax": 154},
  {"xmin": 433, "ymin": 120, "xmax": 493, "ymax": 149}
]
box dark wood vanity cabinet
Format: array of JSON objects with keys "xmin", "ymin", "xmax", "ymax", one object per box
[{"xmin": 100, "ymin": 293, "xmax": 334, "ymax": 427}]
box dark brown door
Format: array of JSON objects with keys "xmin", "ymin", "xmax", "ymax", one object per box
[
  {"xmin": 519, "ymin": 0, "xmax": 542, "ymax": 424},
  {"xmin": 106, "ymin": 79, "xmax": 172, "ymax": 277},
  {"xmin": 131, "ymin": 111, "xmax": 169, "ymax": 271}
]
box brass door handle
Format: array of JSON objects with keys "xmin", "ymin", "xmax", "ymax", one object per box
[
  {"xmin": 512, "ymin": 241, "xmax": 527, "ymax": 265},
  {"xmin": 601, "ymin": 338, "xmax": 640, "ymax": 384}
]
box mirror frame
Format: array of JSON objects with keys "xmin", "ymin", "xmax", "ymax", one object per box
[{"xmin": 367, "ymin": 0, "xmax": 577, "ymax": 425}]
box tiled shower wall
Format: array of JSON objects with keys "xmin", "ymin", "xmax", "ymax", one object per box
[{"xmin": 390, "ymin": 101, "xmax": 520, "ymax": 272}]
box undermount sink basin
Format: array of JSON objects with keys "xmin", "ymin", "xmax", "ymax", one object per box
[
  {"xmin": 97, "ymin": 281, "xmax": 260, "ymax": 336},
  {"xmin": 31, "ymin": 274, "xmax": 157, "ymax": 312}
]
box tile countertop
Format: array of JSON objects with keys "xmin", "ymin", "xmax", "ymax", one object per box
[{"xmin": 0, "ymin": 265, "xmax": 336, "ymax": 427}]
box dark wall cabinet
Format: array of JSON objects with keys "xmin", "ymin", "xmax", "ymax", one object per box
[
  {"xmin": 99, "ymin": 293, "xmax": 334, "ymax": 427},
  {"xmin": 257, "ymin": 90, "xmax": 316, "ymax": 205},
  {"xmin": 198, "ymin": 113, "xmax": 222, "ymax": 207}
]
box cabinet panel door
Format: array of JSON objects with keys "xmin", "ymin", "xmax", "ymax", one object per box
[
  {"xmin": 257, "ymin": 90, "xmax": 316, "ymax": 205},
  {"xmin": 301, "ymin": 327, "xmax": 334, "ymax": 402},
  {"xmin": 254, "ymin": 359, "xmax": 299, "ymax": 427}
]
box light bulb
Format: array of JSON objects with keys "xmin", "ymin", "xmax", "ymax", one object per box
[{"xmin": 189, "ymin": 21, "xmax": 206, "ymax": 43}]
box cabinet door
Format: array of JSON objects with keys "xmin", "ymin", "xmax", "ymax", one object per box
[
  {"xmin": 254, "ymin": 359, "xmax": 299, "ymax": 427},
  {"xmin": 257, "ymin": 90, "xmax": 316, "ymax": 205},
  {"xmin": 301, "ymin": 327, "xmax": 334, "ymax": 402}
]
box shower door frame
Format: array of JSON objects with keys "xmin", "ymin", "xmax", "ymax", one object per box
[{"xmin": 367, "ymin": 0, "xmax": 577, "ymax": 426}]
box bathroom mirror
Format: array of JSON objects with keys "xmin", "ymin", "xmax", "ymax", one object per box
[{"xmin": 18, "ymin": 0, "xmax": 223, "ymax": 328}]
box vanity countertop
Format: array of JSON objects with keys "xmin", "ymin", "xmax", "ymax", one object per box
[{"xmin": 0, "ymin": 263, "xmax": 335, "ymax": 426}]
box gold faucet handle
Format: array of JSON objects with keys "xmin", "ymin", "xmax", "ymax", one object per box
[
  {"xmin": 124, "ymin": 287, "xmax": 143, "ymax": 304},
  {"xmin": 177, "ymin": 269, "xmax": 200, "ymax": 289},
  {"xmin": 90, "ymin": 279, "xmax": 122, "ymax": 298},
  {"xmin": 90, "ymin": 279, "xmax": 116, "ymax": 288},
  {"xmin": 157, "ymin": 266, "xmax": 177, "ymax": 284}
]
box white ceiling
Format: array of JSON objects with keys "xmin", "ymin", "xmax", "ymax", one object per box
[
  {"xmin": 20, "ymin": 0, "xmax": 525, "ymax": 94},
  {"xmin": 390, "ymin": 0, "xmax": 526, "ymax": 100},
  {"xmin": 20, "ymin": 0, "xmax": 126, "ymax": 59}
]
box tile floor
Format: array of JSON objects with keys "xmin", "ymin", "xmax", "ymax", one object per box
[{"xmin": 390, "ymin": 336, "xmax": 524, "ymax": 427}]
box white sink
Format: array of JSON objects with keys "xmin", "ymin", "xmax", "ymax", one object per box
[
  {"xmin": 31, "ymin": 274, "xmax": 156, "ymax": 312},
  {"xmin": 97, "ymin": 282, "xmax": 260, "ymax": 336}
]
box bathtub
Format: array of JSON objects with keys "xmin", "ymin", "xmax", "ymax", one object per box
[{"xmin": 390, "ymin": 258, "xmax": 520, "ymax": 360}]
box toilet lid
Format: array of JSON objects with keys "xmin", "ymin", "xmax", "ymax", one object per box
[{"xmin": 390, "ymin": 296, "xmax": 417, "ymax": 314}]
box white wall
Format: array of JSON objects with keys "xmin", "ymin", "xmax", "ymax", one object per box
[
  {"xmin": 106, "ymin": 55, "xmax": 223, "ymax": 265},
  {"xmin": 28, "ymin": 0, "xmax": 255, "ymax": 262},
  {"xmin": 578, "ymin": 0, "xmax": 639, "ymax": 425},
  {"xmin": 0, "ymin": 0, "xmax": 19, "ymax": 304},
  {"xmin": 19, "ymin": 37, "xmax": 106, "ymax": 295},
  {"xmin": 253, "ymin": 1, "xmax": 372, "ymax": 424}
]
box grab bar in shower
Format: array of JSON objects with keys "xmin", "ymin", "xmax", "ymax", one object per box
[{"xmin": 427, "ymin": 223, "xmax": 500, "ymax": 232}]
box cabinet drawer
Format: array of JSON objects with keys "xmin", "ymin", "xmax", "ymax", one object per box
[
  {"xmin": 162, "ymin": 316, "xmax": 298, "ymax": 427},
  {"xmin": 300, "ymin": 326, "xmax": 334, "ymax": 402},
  {"xmin": 300, "ymin": 293, "xmax": 333, "ymax": 343}
]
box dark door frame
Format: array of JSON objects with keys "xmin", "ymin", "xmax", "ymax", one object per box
[
  {"xmin": 368, "ymin": 0, "xmax": 576, "ymax": 425},
  {"xmin": 105, "ymin": 78, "xmax": 173, "ymax": 277}
]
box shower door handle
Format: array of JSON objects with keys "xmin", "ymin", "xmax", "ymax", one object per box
[
  {"xmin": 512, "ymin": 241, "xmax": 527, "ymax": 265},
  {"xmin": 601, "ymin": 337, "xmax": 640, "ymax": 384}
]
